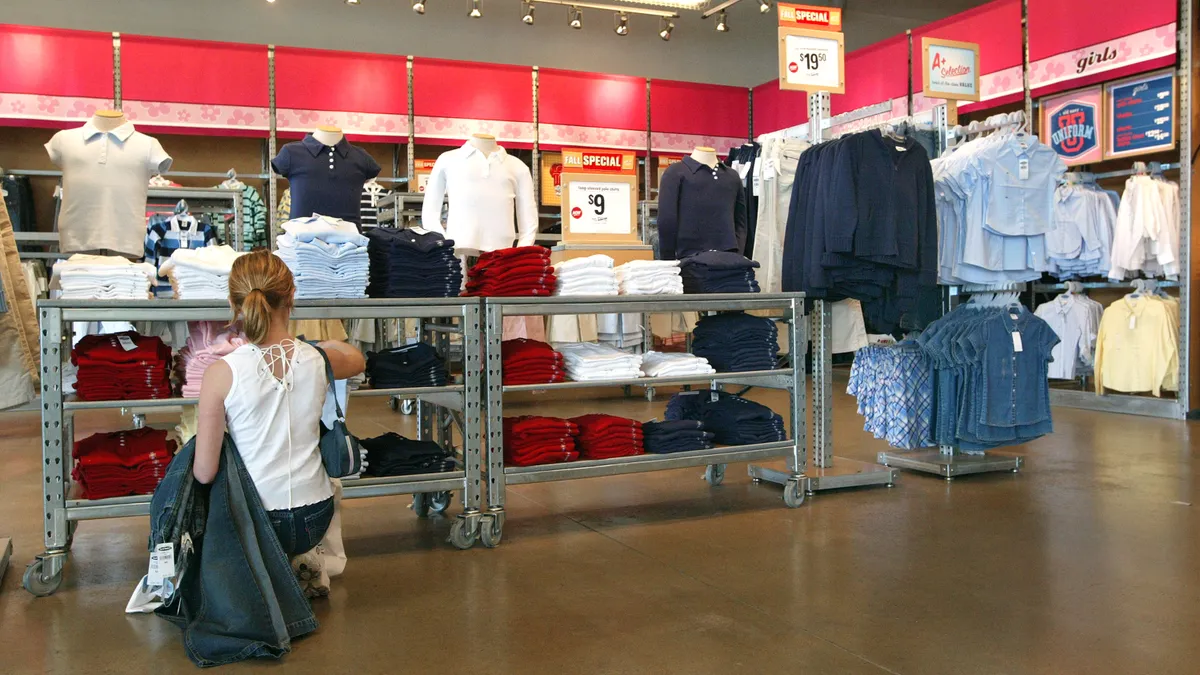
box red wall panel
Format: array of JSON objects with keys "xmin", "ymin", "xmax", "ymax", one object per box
[
  {"xmin": 752, "ymin": 81, "xmax": 807, "ymax": 135},
  {"xmin": 831, "ymin": 34, "xmax": 908, "ymax": 116},
  {"xmin": 1029, "ymin": 0, "xmax": 1176, "ymax": 61},
  {"xmin": 0, "ymin": 24, "xmax": 113, "ymax": 98},
  {"xmin": 650, "ymin": 80, "xmax": 748, "ymax": 138},
  {"xmin": 413, "ymin": 58, "xmax": 531, "ymax": 121},
  {"xmin": 122, "ymin": 36, "xmax": 266, "ymax": 107},
  {"xmin": 911, "ymin": 0, "xmax": 1021, "ymax": 92},
  {"xmin": 276, "ymin": 47, "xmax": 407, "ymax": 114},
  {"xmin": 539, "ymin": 69, "xmax": 645, "ymax": 130}
]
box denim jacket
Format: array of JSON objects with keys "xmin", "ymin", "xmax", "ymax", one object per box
[{"xmin": 150, "ymin": 434, "xmax": 318, "ymax": 668}]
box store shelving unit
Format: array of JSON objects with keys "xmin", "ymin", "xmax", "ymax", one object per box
[
  {"xmin": 23, "ymin": 297, "xmax": 485, "ymax": 597},
  {"xmin": 478, "ymin": 293, "xmax": 812, "ymax": 547}
]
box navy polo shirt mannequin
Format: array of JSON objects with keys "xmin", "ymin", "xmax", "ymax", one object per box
[
  {"xmin": 272, "ymin": 131, "xmax": 381, "ymax": 225},
  {"xmin": 656, "ymin": 148, "xmax": 747, "ymax": 260}
]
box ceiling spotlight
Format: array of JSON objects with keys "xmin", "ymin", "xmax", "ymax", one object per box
[
  {"xmin": 569, "ymin": 6, "xmax": 582, "ymax": 29},
  {"xmin": 412, "ymin": 0, "xmax": 425, "ymax": 13},
  {"xmin": 758, "ymin": 0, "xmax": 771, "ymax": 13},
  {"xmin": 267, "ymin": 0, "xmax": 276, "ymax": 4},
  {"xmin": 715, "ymin": 10, "xmax": 728, "ymax": 31},
  {"xmin": 614, "ymin": 12, "xmax": 628, "ymax": 35},
  {"xmin": 345, "ymin": 0, "xmax": 359, "ymax": 5},
  {"xmin": 469, "ymin": 0, "xmax": 481, "ymax": 17},
  {"xmin": 522, "ymin": 1, "xmax": 535, "ymax": 24},
  {"xmin": 658, "ymin": 17, "xmax": 673, "ymax": 40}
]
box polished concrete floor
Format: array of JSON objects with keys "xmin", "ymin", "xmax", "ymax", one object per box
[{"xmin": 1, "ymin": 377, "xmax": 1198, "ymax": 674}]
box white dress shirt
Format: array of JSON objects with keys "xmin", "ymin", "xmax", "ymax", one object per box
[
  {"xmin": 1034, "ymin": 293, "xmax": 1098, "ymax": 379},
  {"xmin": 421, "ymin": 143, "xmax": 538, "ymax": 253}
]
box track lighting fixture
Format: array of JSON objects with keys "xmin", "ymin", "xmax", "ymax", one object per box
[
  {"xmin": 469, "ymin": 0, "xmax": 481, "ymax": 17},
  {"xmin": 614, "ymin": 12, "xmax": 628, "ymax": 35},
  {"xmin": 715, "ymin": 10, "xmax": 728, "ymax": 31},
  {"xmin": 658, "ymin": 17, "xmax": 673, "ymax": 40},
  {"xmin": 412, "ymin": 0, "xmax": 425, "ymax": 13},
  {"xmin": 569, "ymin": 6, "xmax": 582, "ymax": 28},
  {"xmin": 345, "ymin": 0, "xmax": 359, "ymax": 5},
  {"xmin": 522, "ymin": 1, "xmax": 535, "ymax": 24},
  {"xmin": 267, "ymin": 0, "xmax": 276, "ymax": 4},
  {"xmin": 758, "ymin": 0, "xmax": 771, "ymax": 13}
]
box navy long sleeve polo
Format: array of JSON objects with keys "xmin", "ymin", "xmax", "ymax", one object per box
[{"xmin": 657, "ymin": 156, "xmax": 747, "ymax": 260}]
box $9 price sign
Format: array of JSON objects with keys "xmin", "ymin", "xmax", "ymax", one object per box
[{"xmin": 567, "ymin": 181, "xmax": 631, "ymax": 235}]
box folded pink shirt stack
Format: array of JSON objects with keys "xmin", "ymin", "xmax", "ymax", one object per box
[{"xmin": 178, "ymin": 321, "xmax": 250, "ymax": 397}]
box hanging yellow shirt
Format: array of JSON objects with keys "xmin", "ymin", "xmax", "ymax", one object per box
[{"xmin": 1094, "ymin": 296, "xmax": 1178, "ymax": 397}]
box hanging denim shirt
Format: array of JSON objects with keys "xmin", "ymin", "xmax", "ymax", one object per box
[
  {"xmin": 967, "ymin": 309, "xmax": 1059, "ymax": 428},
  {"xmin": 983, "ymin": 134, "xmax": 1066, "ymax": 237}
]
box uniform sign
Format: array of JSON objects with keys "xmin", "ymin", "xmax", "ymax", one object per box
[
  {"xmin": 414, "ymin": 158, "xmax": 437, "ymax": 193},
  {"xmin": 922, "ymin": 37, "xmax": 980, "ymax": 102},
  {"xmin": 1040, "ymin": 86, "xmax": 1103, "ymax": 166},
  {"xmin": 560, "ymin": 147, "xmax": 639, "ymax": 244},
  {"xmin": 777, "ymin": 3, "xmax": 842, "ymax": 31},
  {"xmin": 778, "ymin": 27, "xmax": 845, "ymax": 94},
  {"xmin": 1105, "ymin": 69, "xmax": 1176, "ymax": 160}
]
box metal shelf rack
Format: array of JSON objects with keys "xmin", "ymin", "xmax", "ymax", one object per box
[
  {"xmin": 478, "ymin": 293, "xmax": 816, "ymax": 547},
  {"xmin": 24, "ymin": 297, "xmax": 485, "ymax": 596}
]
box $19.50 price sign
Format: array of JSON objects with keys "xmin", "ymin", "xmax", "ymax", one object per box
[
  {"xmin": 779, "ymin": 27, "xmax": 844, "ymax": 93},
  {"xmin": 567, "ymin": 182, "xmax": 632, "ymax": 235}
]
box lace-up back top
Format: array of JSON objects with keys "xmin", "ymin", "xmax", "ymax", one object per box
[{"xmin": 221, "ymin": 339, "xmax": 333, "ymax": 511}]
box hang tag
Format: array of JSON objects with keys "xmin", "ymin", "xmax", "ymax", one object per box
[
  {"xmin": 147, "ymin": 542, "xmax": 175, "ymax": 586},
  {"xmin": 1018, "ymin": 158, "xmax": 1030, "ymax": 180},
  {"xmin": 1129, "ymin": 315, "xmax": 1137, "ymax": 330},
  {"xmin": 710, "ymin": 390, "xmax": 720, "ymax": 403},
  {"xmin": 117, "ymin": 335, "xmax": 137, "ymax": 352},
  {"xmin": 178, "ymin": 236, "xmax": 189, "ymax": 250},
  {"xmin": 752, "ymin": 171, "xmax": 761, "ymax": 197},
  {"xmin": 895, "ymin": 145, "xmax": 907, "ymax": 152},
  {"xmin": 1011, "ymin": 331, "xmax": 1023, "ymax": 352}
]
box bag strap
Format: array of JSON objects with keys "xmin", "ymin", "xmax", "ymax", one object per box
[{"xmin": 305, "ymin": 341, "xmax": 345, "ymax": 422}]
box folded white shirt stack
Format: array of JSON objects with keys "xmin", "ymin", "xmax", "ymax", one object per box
[
  {"xmin": 160, "ymin": 245, "xmax": 245, "ymax": 299},
  {"xmin": 53, "ymin": 254, "xmax": 156, "ymax": 300},
  {"xmin": 554, "ymin": 254, "xmax": 618, "ymax": 296},
  {"xmin": 640, "ymin": 351, "xmax": 716, "ymax": 377},
  {"xmin": 615, "ymin": 260, "xmax": 683, "ymax": 295},
  {"xmin": 557, "ymin": 342, "xmax": 644, "ymax": 381},
  {"xmin": 276, "ymin": 215, "xmax": 369, "ymax": 299}
]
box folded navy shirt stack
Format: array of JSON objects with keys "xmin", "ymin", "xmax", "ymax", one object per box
[
  {"xmin": 360, "ymin": 432, "xmax": 456, "ymax": 477},
  {"xmin": 665, "ymin": 389, "xmax": 786, "ymax": 445},
  {"xmin": 366, "ymin": 342, "xmax": 448, "ymax": 389},
  {"xmin": 691, "ymin": 312, "xmax": 780, "ymax": 372},
  {"xmin": 679, "ymin": 251, "xmax": 761, "ymax": 294},
  {"xmin": 642, "ymin": 420, "xmax": 716, "ymax": 454},
  {"xmin": 364, "ymin": 227, "xmax": 463, "ymax": 298}
]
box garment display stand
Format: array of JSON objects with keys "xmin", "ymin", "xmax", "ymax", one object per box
[
  {"xmin": 480, "ymin": 293, "xmax": 811, "ymax": 547},
  {"xmin": 23, "ymin": 297, "xmax": 484, "ymax": 597}
]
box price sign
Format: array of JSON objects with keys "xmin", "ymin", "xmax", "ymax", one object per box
[
  {"xmin": 656, "ymin": 155, "xmax": 682, "ymax": 185},
  {"xmin": 559, "ymin": 147, "xmax": 639, "ymax": 244},
  {"xmin": 1104, "ymin": 69, "xmax": 1176, "ymax": 160},
  {"xmin": 922, "ymin": 37, "xmax": 980, "ymax": 102},
  {"xmin": 777, "ymin": 3, "xmax": 842, "ymax": 31},
  {"xmin": 778, "ymin": 27, "xmax": 844, "ymax": 93},
  {"xmin": 414, "ymin": 159, "xmax": 437, "ymax": 193},
  {"xmin": 567, "ymin": 182, "xmax": 632, "ymax": 235}
]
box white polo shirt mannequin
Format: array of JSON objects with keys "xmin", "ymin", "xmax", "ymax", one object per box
[{"xmin": 46, "ymin": 115, "xmax": 173, "ymax": 258}]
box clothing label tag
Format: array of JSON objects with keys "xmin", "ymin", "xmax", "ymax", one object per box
[
  {"xmin": 1012, "ymin": 331, "xmax": 1023, "ymax": 352},
  {"xmin": 148, "ymin": 543, "xmax": 175, "ymax": 585},
  {"xmin": 1019, "ymin": 158, "xmax": 1030, "ymax": 180},
  {"xmin": 1129, "ymin": 315, "xmax": 1137, "ymax": 330},
  {"xmin": 752, "ymin": 170, "xmax": 761, "ymax": 197},
  {"xmin": 895, "ymin": 145, "xmax": 907, "ymax": 152},
  {"xmin": 117, "ymin": 335, "xmax": 137, "ymax": 352},
  {"xmin": 178, "ymin": 236, "xmax": 189, "ymax": 249},
  {"xmin": 710, "ymin": 390, "xmax": 720, "ymax": 403}
]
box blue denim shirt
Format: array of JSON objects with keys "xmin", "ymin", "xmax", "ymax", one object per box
[{"xmin": 966, "ymin": 309, "xmax": 1058, "ymax": 428}]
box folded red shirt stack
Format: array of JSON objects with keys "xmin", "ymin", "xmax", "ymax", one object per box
[
  {"xmin": 569, "ymin": 414, "xmax": 645, "ymax": 460},
  {"xmin": 464, "ymin": 246, "xmax": 556, "ymax": 297},
  {"xmin": 502, "ymin": 338, "xmax": 566, "ymax": 385},
  {"xmin": 503, "ymin": 416, "xmax": 580, "ymax": 467},
  {"xmin": 72, "ymin": 331, "xmax": 174, "ymax": 401},
  {"xmin": 71, "ymin": 427, "xmax": 177, "ymax": 499}
]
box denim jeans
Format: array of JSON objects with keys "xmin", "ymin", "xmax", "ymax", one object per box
[{"xmin": 268, "ymin": 498, "xmax": 335, "ymax": 557}]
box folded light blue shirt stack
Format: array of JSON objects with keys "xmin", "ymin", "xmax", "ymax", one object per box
[
  {"xmin": 1045, "ymin": 183, "xmax": 1117, "ymax": 280},
  {"xmin": 274, "ymin": 214, "xmax": 369, "ymax": 299}
]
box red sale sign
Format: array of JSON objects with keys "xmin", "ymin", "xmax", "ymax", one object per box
[{"xmin": 571, "ymin": 206, "xmax": 582, "ymax": 219}]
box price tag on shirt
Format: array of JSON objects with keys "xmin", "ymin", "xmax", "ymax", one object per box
[
  {"xmin": 147, "ymin": 542, "xmax": 175, "ymax": 586},
  {"xmin": 1018, "ymin": 158, "xmax": 1030, "ymax": 181},
  {"xmin": 1012, "ymin": 331, "xmax": 1023, "ymax": 352},
  {"xmin": 1129, "ymin": 315, "xmax": 1137, "ymax": 330},
  {"xmin": 117, "ymin": 335, "xmax": 137, "ymax": 351},
  {"xmin": 710, "ymin": 390, "xmax": 720, "ymax": 403}
]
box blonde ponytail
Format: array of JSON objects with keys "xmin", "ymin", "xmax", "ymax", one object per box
[{"xmin": 228, "ymin": 250, "xmax": 295, "ymax": 344}]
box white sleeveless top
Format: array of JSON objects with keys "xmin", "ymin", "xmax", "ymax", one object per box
[{"xmin": 221, "ymin": 340, "xmax": 333, "ymax": 511}]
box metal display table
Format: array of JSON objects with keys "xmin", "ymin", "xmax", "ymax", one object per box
[
  {"xmin": 24, "ymin": 298, "xmax": 485, "ymax": 597},
  {"xmin": 479, "ymin": 294, "xmax": 812, "ymax": 547}
]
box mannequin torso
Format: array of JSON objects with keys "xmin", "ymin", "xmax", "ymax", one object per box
[
  {"xmin": 690, "ymin": 146, "xmax": 719, "ymax": 168},
  {"xmin": 469, "ymin": 133, "xmax": 498, "ymax": 156},
  {"xmin": 312, "ymin": 126, "xmax": 344, "ymax": 147}
]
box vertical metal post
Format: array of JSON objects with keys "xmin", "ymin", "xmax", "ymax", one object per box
[
  {"xmin": 1021, "ymin": 0, "xmax": 1032, "ymax": 124},
  {"xmin": 462, "ymin": 301, "xmax": 484, "ymax": 515},
  {"xmin": 111, "ymin": 33, "xmax": 122, "ymax": 109},
  {"xmin": 267, "ymin": 46, "xmax": 278, "ymax": 246},
  {"xmin": 484, "ymin": 301, "xmax": 506, "ymax": 513},
  {"xmin": 811, "ymin": 300, "xmax": 833, "ymax": 468},
  {"xmin": 40, "ymin": 307, "xmax": 67, "ymax": 555},
  {"xmin": 808, "ymin": 91, "xmax": 830, "ymax": 143},
  {"xmin": 906, "ymin": 30, "xmax": 913, "ymax": 117},
  {"xmin": 933, "ymin": 103, "xmax": 949, "ymax": 160},
  {"xmin": 747, "ymin": 87, "xmax": 754, "ymax": 141},
  {"xmin": 407, "ymin": 56, "xmax": 416, "ymax": 185},
  {"xmin": 1177, "ymin": 0, "xmax": 1192, "ymax": 417},
  {"xmin": 645, "ymin": 79, "xmax": 653, "ymax": 200},
  {"xmin": 532, "ymin": 67, "xmax": 540, "ymax": 200},
  {"xmin": 788, "ymin": 297, "xmax": 808, "ymax": 475}
]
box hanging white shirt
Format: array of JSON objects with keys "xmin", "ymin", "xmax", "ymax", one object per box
[
  {"xmin": 1034, "ymin": 294, "xmax": 1096, "ymax": 379},
  {"xmin": 421, "ymin": 143, "xmax": 538, "ymax": 253}
]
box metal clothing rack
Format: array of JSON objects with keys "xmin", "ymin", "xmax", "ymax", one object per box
[
  {"xmin": 23, "ymin": 297, "xmax": 486, "ymax": 597},
  {"xmin": 479, "ymin": 294, "xmax": 814, "ymax": 547}
]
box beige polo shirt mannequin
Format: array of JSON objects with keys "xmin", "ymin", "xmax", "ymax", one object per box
[{"xmin": 46, "ymin": 110, "xmax": 173, "ymax": 259}]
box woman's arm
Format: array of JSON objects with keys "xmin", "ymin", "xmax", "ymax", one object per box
[
  {"xmin": 194, "ymin": 360, "xmax": 232, "ymax": 484},
  {"xmin": 317, "ymin": 340, "xmax": 367, "ymax": 381}
]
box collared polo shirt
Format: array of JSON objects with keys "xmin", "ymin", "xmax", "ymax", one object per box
[
  {"xmin": 420, "ymin": 142, "xmax": 538, "ymax": 253},
  {"xmin": 272, "ymin": 135, "xmax": 381, "ymax": 226},
  {"xmin": 46, "ymin": 121, "xmax": 173, "ymax": 258},
  {"xmin": 657, "ymin": 156, "xmax": 747, "ymax": 260}
]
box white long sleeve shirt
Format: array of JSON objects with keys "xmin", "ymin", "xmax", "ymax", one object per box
[
  {"xmin": 420, "ymin": 143, "xmax": 538, "ymax": 253},
  {"xmin": 1109, "ymin": 176, "xmax": 1179, "ymax": 280}
]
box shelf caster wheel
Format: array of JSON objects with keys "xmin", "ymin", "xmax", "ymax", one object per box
[
  {"xmin": 480, "ymin": 514, "xmax": 503, "ymax": 549},
  {"xmin": 703, "ymin": 464, "xmax": 726, "ymax": 487},
  {"xmin": 644, "ymin": 386, "xmax": 656, "ymax": 402},
  {"xmin": 430, "ymin": 491, "xmax": 453, "ymax": 514},
  {"xmin": 448, "ymin": 518, "xmax": 477, "ymax": 550},
  {"xmin": 412, "ymin": 493, "xmax": 432, "ymax": 518},
  {"xmin": 388, "ymin": 397, "xmax": 400, "ymax": 411},
  {"xmin": 23, "ymin": 557, "xmax": 63, "ymax": 597},
  {"xmin": 783, "ymin": 480, "xmax": 806, "ymax": 508}
]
